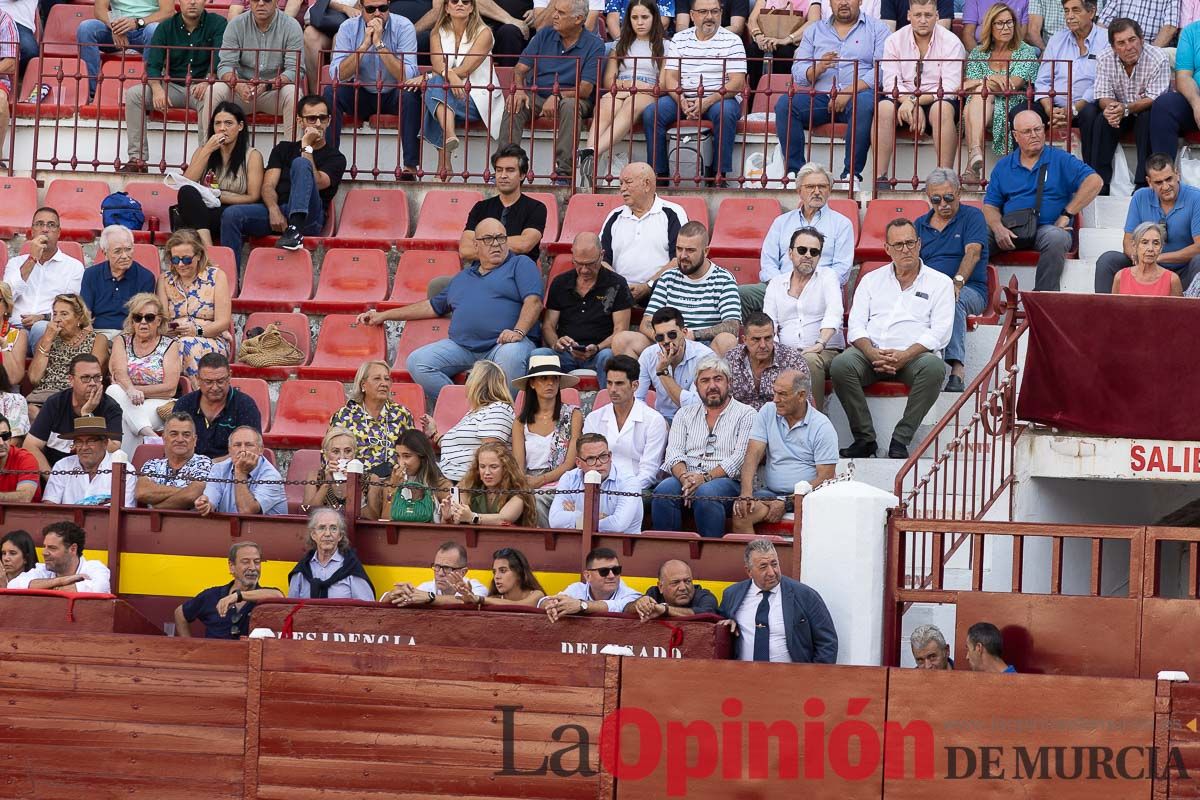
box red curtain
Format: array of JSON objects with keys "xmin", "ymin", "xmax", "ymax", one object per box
[{"xmin": 1017, "ymin": 293, "xmax": 1200, "ymax": 440}]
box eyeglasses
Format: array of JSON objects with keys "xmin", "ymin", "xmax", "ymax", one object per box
[
  {"xmin": 229, "ymin": 603, "xmax": 244, "ymax": 637},
  {"xmin": 793, "ymin": 246, "xmax": 822, "ymax": 257},
  {"xmin": 993, "ymin": 18, "xmax": 1015, "ymax": 27},
  {"xmin": 198, "ymin": 376, "xmax": 230, "ymax": 388},
  {"xmin": 433, "ymin": 563, "xmax": 466, "ymax": 573},
  {"xmin": 691, "ymin": 7, "xmax": 720, "ymax": 14},
  {"xmin": 75, "ymin": 374, "xmax": 104, "ymax": 384},
  {"xmin": 887, "ymin": 239, "xmax": 920, "ymax": 251},
  {"xmin": 580, "ymin": 451, "xmax": 612, "ymax": 467},
  {"xmin": 929, "ymin": 194, "xmax": 956, "ymax": 206},
  {"xmin": 704, "ymin": 431, "xmax": 717, "ymax": 458},
  {"xmin": 363, "ymin": 3, "xmax": 388, "ymax": 10},
  {"xmin": 300, "ymin": 113, "xmax": 331, "ymax": 123},
  {"xmin": 108, "ymin": 246, "xmax": 134, "ymax": 256},
  {"xmin": 653, "ymin": 329, "xmax": 680, "ymax": 343},
  {"xmin": 591, "ymin": 566, "xmax": 622, "ymax": 577},
  {"xmin": 478, "ymin": 234, "xmax": 507, "ymax": 246},
  {"xmin": 800, "ymin": 183, "xmax": 830, "ymax": 192},
  {"xmin": 131, "ymin": 313, "xmax": 158, "ymax": 323},
  {"xmin": 170, "ymin": 255, "xmax": 195, "ymax": 266},
  {"xmin": 31, "ymin": 220, "xmax": 59, "ymax": 229}
]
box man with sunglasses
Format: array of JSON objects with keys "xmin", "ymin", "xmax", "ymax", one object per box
[
  {"xmin": 542, "ymin": 546, "xmax": 642, "ymax": 621},
  {"xmin": 220, "ymin": 94, "xmax": 348, "ymax": 259},
  {"xmin": 174, "ymin": 541, "xmax": 283, "ymax": 639},
  {"xmin": 26, "ymin": 354, "xmax": 123, "ymax": 473},
  {"xmin": 548, "ymin": 433, "xmax": 642, "ymax": 533},
  {"xmin": 633, "ymin": 306, "xmax": 713, "ymax": 423},
  {"xmin": 79, "ymin": 224, "xmax": 156, "ymax": 338},
  {"xmin": 831, "ymin": 218, "xmax": 954, "ymax": 460},
  {"xmin": 915, "ymin": 168, "xmax": 989, "ymax": 392},
  {"xmin": 2, "ymin": 207, "xmax": 85, "ymax": 353},
  {"xmin": 380, "ymin": 541, "xmax": 490, "ymax": 604},
  {"xmin": 0, "ymin": 415, "xmax": 40, "ymax": 503}
]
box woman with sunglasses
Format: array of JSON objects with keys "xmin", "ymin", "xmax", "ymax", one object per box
[
  {"xmin": 178, "ymin": 102, "xmax": 264, "ymax": 248},
  {"xmin": 105, "ymin": 293, "xmax": 183, "ymax": 455},
  {"xmin": 411, "ymin": 0, "xmax": 504, "ymax": 178},
  {"xmin": 27, "ymin": 293, "xmax": 109, "ymax": 411},
  {"xmin": 156, "ymin": 229, "xmax": 232, "ymax": 378},
  {"xmin": 761, "ymin": 226, "xmax": 843, "ymax": 410}
]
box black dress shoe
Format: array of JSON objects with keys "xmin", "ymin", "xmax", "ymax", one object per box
[
  {"xmin": 839, "ymin": 439, "xmax": 877, "ymax": 458},
  {"xmin": 888, "ymin": 440, "xmax": 909, "ymax": 459},
  {"xmin": 944, "ymin": 374, "xmax": 965, "ymax": 392}
]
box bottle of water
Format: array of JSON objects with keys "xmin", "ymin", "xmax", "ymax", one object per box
[{"xmin": 27, "ymin": 83, "xmax": 49, "ymax": 103}]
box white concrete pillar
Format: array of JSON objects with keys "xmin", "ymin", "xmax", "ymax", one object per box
[{"xmin": 800, "ymin": 480, "xmax": 898, "ymax": 666}]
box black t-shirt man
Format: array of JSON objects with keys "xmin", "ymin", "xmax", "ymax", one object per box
[
  {"xmin": 173, "ymin": 388, "xmax": 263, "ymax": 460},
  {"xmin": 465, "ymin": 193, "xmax": 549, "ymax": 262},
  {"xmin": 266, "ymin": 140, "xmax": 348, "ymax": 206},
  {"xmin": 29, "ymin": 389, "xmax": 123, "ymax": 467},
  {"xmin": 546, "ymin": 267, "xmax": 634, "ymax": 347},
  {"xmin": 644, "ymin": 583, "xmax": 720, "ymax": 614}
]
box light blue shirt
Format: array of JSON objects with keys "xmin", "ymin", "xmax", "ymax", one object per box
[
  {"xmin": 329, "ymin": 13, "xmax": 418, "ymax": 92},
  {"xmin": 547, "ymin": 465, "xmax": 643, "ymax": 534},
  {"xmin": 203, "ymin": 457, "xmax": 288, "ymax": 516},
  {"xmin": 635, "ymin": 338, "xmax": 714, "ymax": 422},
  {"xmin": 794, "ymin": 13, "xmax": 888, "ymax": 90},
  {"xmin": 287, "ymin": 551, "xmax": 376, "ymax": 601},
  {"xmin": 759, "ymin": 204, "xmax": 856, "ymax": 285},
  {"xmin": 749, "ymin": 402, "xmax": 840, "ymax": 493},
  {"xmin": 1034, "ymin": 23, "xmax": 1108, "ymax": 107},
  {"xmin": 560, "ymin": 579, "xmax": 642, "ymax": 613}
]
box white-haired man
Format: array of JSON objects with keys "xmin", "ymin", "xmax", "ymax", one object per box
[{"xmin": 80, "ymin": 224, "xmax": 157, "ymax": 338}]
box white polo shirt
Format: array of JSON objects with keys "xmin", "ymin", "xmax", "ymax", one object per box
[{"xmin": 599, "ymin": 196, "xmax": 689, "ymax": 284}]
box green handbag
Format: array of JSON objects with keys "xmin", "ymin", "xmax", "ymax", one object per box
[{"xmin": 389, "ymin": 482, "xmax": 435, "ymax": 523}]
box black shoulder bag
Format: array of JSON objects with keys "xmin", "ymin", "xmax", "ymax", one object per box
[{"xmin": 1000, "ymin": 163, "xmax": 1048, "ymax": 250}]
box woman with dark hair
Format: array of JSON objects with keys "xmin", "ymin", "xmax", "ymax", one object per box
[
  {"xmin": 287, "ymin": 508, "xmax": 375, "ymax": 600},
  {"xmin": 364, "ymin": 428, "xmax": 453, "ymax": 522},
  {"xmin": 443, "ymin": 442, "xmax": 537, "ymax": 527},
  {"xmin": 511, "ymin": 354, "xmax": 582, "ymax": 525},
  {"xmin": 0, "ymin": 529, "xmax": 37, "ymax": 587},
  {"xmin": 176, "ymin": 102, "xmax": 265, "ymax": 246},
  {"xmin": 482, "ymin": 547, "xmax": 545, "ymax": 606}
]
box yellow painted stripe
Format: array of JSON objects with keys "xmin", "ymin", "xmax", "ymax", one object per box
[{"xmin": 117, "ymin": 552, "xmax": 733, "ymax": 602}]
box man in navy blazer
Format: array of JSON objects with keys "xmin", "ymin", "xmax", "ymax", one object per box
[{"xmin": 718, "ymin": 539, "xmax": 838, "ymax": 664}]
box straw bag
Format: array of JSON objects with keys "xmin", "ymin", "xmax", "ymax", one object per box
[
  {"xmin": 156, "ymin": 400, "xmax": 176, "ymax": 421},
  {"xmin": 239, "ymin": 323, "xmax": 304, "ymax": 368}
]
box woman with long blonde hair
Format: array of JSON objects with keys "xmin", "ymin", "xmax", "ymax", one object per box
[
  {"xmin": 106, "ymin": 292, "xmax": 182, "ymax": 454},
  {"xmin": 425, "ymin": 360, "xmax": 516, "ymax": 483}
]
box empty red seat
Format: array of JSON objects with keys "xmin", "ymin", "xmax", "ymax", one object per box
[
  {"xmin": 15, "ymin": 57, "xmax": 87, "ymax": 118},
  {"xmin": 132, "ymin": 243, "xmax": 161, "ymax": 277},
  {"xmin": 391, "ymin": 317, "xmax": 450, "ymax": 381},
  {"xmin": 390, "ymin": 381, "xmax": 426, "ymax": 420},
  {"xmin": 383, "ymin": 249, "xmax": 458, "ymax": 309},
  {"xmin": 264, "ymin": 379, "xmax": 346, "ymax": 449},
  {"xmin": 324, "ymin": 188, "xmax": 410, "ymax": 249},
  {"xmin": 525, "ymin": 191, "xmax": 560, "ymax": 245},
  {"xmin": 709, "ymin": 197, "xmax": 783, "ymax": 258},
  {"xmin": 661, "ymin": 195, "xmax": 710, "ymax": 228},
  {"xmin": 232, "ymin": 312, "xmax": 311, "ymax": 381},
  {"xmin": 206, "ymin": 246, "xmax": 238, "ymax": 294},
  {"xmin": 20, "ymin": 239, "xmax": 85, "ymax": 264},
  {"xmin": 123, "ymin": 182, "xmax": 178, "ymax": 243},
  {"xmin": 827, "ymin": 198, "xmax": 861, "ymax": 244},
  {"xmin": 717, "ymin": 257, "xmax": 760, "ymax": 286},
  {"xmin": 44, "ymin": 179, "xmax": 109, "ymax": 241},
  {"xmin": 857, "ymin": 199, "xmax": 932, "ymax": 261},
  {"xmin": 299, "ymin": 314, "xmax": 387, "ymax": 381},
  {"xmin": 41, "ymin": 6, "xmax": 92, "ymax": 58},
  {"xmin": 737, "ymin": 73, "xmax": 789, "ymax": 137},
  {"xmin": 234, "ymin": 249, "xmax": 313, "ymax": 312},
  {"xmin": 301, "ymin": 249, "xmax": 388, "ymax": 313},
  {"xmin": 551, "ymin": 194, "xmax": 622, "ymax": 254},
  {"xmin": 433, "ymin": 384, "xmax": 469, "ymax": 435},
  {"xmin": 399, "ymin": 189, "xmax": 483, "ymax": 251},
  {"xmin": 229, "ymin": 377, "xmax": 271, "ymax": 426},
  {"xmin": 0, "ymin": 178, "xmax": 38, "ymax": 238},
  {"xmin": 81, "ymin": 58, "xmax": 143, "ymax": 121},
  {"xmin": 284, "ymin": 449, "xmax": 322, "ymax": 513},
  {"xmin": 131, "ymin": 443, "xmax": 163, "ymax": 472}
]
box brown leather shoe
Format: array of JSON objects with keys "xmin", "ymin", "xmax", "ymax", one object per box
[{"xmin": 120, "ymin": 158, "xmax": 148, "ymax": 173}]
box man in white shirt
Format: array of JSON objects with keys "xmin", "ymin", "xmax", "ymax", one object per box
[
  {"xmin": 542, "ymin": 546, "xmax": 642, "ymax": 620},
  {"xmin": 548, "ymin": 433, "xmax": 643, "ymax": 533},
  {"xmin": 43, "ymin": 416, "xmax": 137, "ymax": 506},
  {"xmin": 2, "ymin": 207, "xmax": 85, "ymax": 352},
  {"xmin": 599, "ymin": 162, "xmax": 689, "ymax": 303},
  {"xmin": 7, "ymin": 521, "xmax": 112, "ymax": 593},
  {"xmin": 380, "ymin": 541, "xmax": 490, "ymax": 604},
  {"xmin": 831, "ymin": 217, "xmax": 954, "ymax": 460},
  {"xmin": 583, "ymin": 355, "xmax": 667, "ymax": 491}
]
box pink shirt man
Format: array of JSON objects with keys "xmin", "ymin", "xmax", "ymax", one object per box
[{"xmin": 879, "ymin": 21, "xmax": 966, "ymax": 95}]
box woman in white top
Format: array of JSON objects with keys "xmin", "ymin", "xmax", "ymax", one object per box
[
  {"xmin": 762, "ymin": 226, "xmax": 844, "ymax": 411},
  {"xmin": 424, "ymin": 360, "xmax": 516, "ymax": 483},
  {"xmin": 510, "ymin": 355, "xmax": 582, "ymax": 526},
  {"xmin": 578, "ymin": 0, "xmax": 678, "ymax": 188},
  {"xmin": 407, "ymin": 0, "xmax": 504, "ymax": 177}
]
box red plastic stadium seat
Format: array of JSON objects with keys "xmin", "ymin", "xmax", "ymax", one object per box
[
  {"xmin": 865, "ymin": 382, "xmax": 910, "ymax": 397},
  {"xmin": 229, "ymin": 377, "xmax": 271, "ymax": 426},
  {"xmin": 131, "ymin": 443, "xmax": 163, "ymax": 472},
  {"xmin": 123, "ymin": 182, "xmax": 178, "ymax": 243},
  {"xmin": 551, "ymin": 194, "xmax": 622, "ymax": 255},
  {"xmin": 718, "ymin": 257, "xmax": 761, "ymax": 286},
  {"xmin": 132, "ymin": 243, "xmax": 161, "ymax": 278},
  {"xmin": 662, "ymin": 195, "xmax": 710, "ymax": 228},
  {"xmin": 324, "ymin": 188, "xmax": 410, "ymax": 249},
  {"xmin": 737, "ymin": 73, "xmax": 789, "ymax": 136},
  {"xmin": 20, "ymin": 239, "xmax": 85, "ymax": 264},
  {"xmin": 299, "ymin": 314, "xmax": 387, "ymax": 381},
  {"xmin": 207, "ymin": 246, "xmax": 238, "ymax": 294},
  {"xmin": 264, "ymin": 379, "xmax": 346, "ymax": 449},
  {"xmin": 546, "ymin": 253, "xmax": 574, "ymax": 291},
  {"xmin": 390, "ymin": 381, "xmax": 426, "ymax": 420},
  {"xmin": 966, "ymin": 264, "xmax": 1001, "ymax": 330},
  {"xmin": 709, "ymin": 197, "xmax": 783, "ymax": 258},
  {"xmin": 41, "ymin": 5, "xmax": 92, "ymax": 58},
  {"xmin": 285, "ymin": 449, "xmax": 322, "ymax": 513},
  {"xmin": 391, "ymin": 317, "xmax": 448, "ymax": 381},
  {"xmin": 525, "ymin": 191, "xmax": 560, "ymax": 245},
  {"xmin": 81, "ymin": 58, "xmax": 143, "ymax": 121},
  {"xmin": 234, "ymin": 249, "xmax": 313, "ymax": 312},
  {"xmin": 857, "ymin": 199, "xmax": 931, "ymax": 261},
  {"xmin": 433, "ymin": 384, "xmax": 469, "ymax": 435},
  {"xmin": 232, "ymin": 312, "xmax": 311, "ymax": 381},
  {"xmin": 827, "ymin": 198, "xmax": 861, "ymax": 244},
  {"xmin": 592, "ymin": 389, "xmax": 655, "ymax": 410},
  {"xmin": 0, "ymin": 178, "xmax": 38, "ymax": 238},
  {"xmin": 44, "ymin": 179, "xmax": 109, "ymax": 241},
  {"xmin": 301, "ymin": 249, "xmax": 388, "ymax": 313},
  {"xmin": 15, "ymin": 57, "xmax": 87, "ymax": 119},
  {"xmin": 382, "ymin": 250, "xmax": 458, "ymax": 309},
  {"xmin": 399, "ymin": 189, "xmax": 484, "ymax": 251}
]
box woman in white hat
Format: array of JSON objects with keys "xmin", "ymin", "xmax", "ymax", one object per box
[{"xmin": 511, "ymin": 354, "xmax": 583, "ymax": 527}]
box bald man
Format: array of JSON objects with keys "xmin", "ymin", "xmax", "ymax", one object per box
[
  {"xmin": 982, "ymin": 109, "xmax": 1101, "ymax": 291},
  {"xmin": 358, "ymin": 217, "xmax": 544, "ymax": 405},
  {"xmin": 538, "ymin": 231, "xmax": 633, "ymax": 388},
  {"xmin": 624, "ymin": 559, "xmax": 719, "ymax": 619},
  {"xmin": 600, "ymin": 162, "xmax": 689, "ymax": 303}
]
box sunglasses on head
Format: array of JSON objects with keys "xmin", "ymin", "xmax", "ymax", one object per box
[
  {"xmin": 653, "ymin": 329, "xmax": 680, "ymax": 343},
  {"xmin": 793, "ymin": 246, "xmax": 822, "ymax": 257},
  {"xmin": 170, "ymin": 255, "xmax": 194, "ymax": 266},
  {"xmin": 592, "ymin": 566, "xmax": 622, "ymax": 577},
  {"xmin": 131, "ymin": 313, "xmax": 158, "ymax": 323}
]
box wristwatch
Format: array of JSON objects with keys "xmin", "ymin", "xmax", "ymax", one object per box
[
  {"xmin": 656, "ymin": 368, "xmax": 670, "ymax": 378},
  {"xmin": 953, "ymin": 275, "xmax": 965, "ymax": 285},
  {"xmin": 302, "ymin": 145, "xmax": 314, "ymax": 154},
  {"xmin": 470, "ymin": 512, "xmax": 480, "ymax": 525},
  {"xmin": 136, "ymin": 17, "xmax": 145, "ymax": 27},
  {"xmin": 196, "ymin": 325, "xmax": 204, "ymax": 337},
  {"xmin": 579, "ymin": 599, "xmax": 589, "ymax": 613}
]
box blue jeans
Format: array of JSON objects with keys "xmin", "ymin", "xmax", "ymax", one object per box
[
  {"xmin": 323, "ymin": 84, "xmax": 420, "ymax": 167},
  {"xmin": 531, "ymin": 346, "xmax": 613, "ymax": 388},
  {"xmin": 948, "ymin": 283, "xmax": 988, "ymax": 365},
  {"xmin": 407, "ymin": 336, "xmax": 536, "ymax": 408},
  {"xmin": 77, "ymin": 20, "xmax": 158, "ymax": 96},
  {"xmin": 16, "ymin": 24, "xmax": 36, "ymax": 72},
  {"xmin": 652, "ymin": 475, "xmax": 739, "ymax": 539},
  {"xmin": 422, "ymin": 74, "xmax": 485, "ymax": 150},
  {"xmin": 1149, "ymin": 91, "xmax": 1197, "ymax": 163},
  {"xmin": 220, "ymin": 157, "xmax": 325, "ymax": 270},
  {"xmin": 643, "ymin": 95, "xmax": 742, "ymax": 177},
  {"xmin": 775, "ymin": 88, "xmax": 874, "ymax": 176}
]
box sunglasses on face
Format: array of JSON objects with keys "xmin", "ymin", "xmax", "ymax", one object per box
[
  {"xmin": 793, "ymin": 246, "xmax": 822, "ymax": 257},
  {"xmin": 131, "ymin": 313, "xmax": 158, "ymax": 323},
  {"xmin": 654, "ymin": 329, "xmax": 680, "ymax": 343},
  {"xmin": 363, "ymin": 3, "xmax": 388, "ymax": 10},
  {"xmin": 592, "ymin": 566, "xmax": 622, "ymax": 577},
  {"xmin": 929, "ymin": 194, "xmax": 956, "ymax": 206},
  {"xmin": 301, "ymin": 113, "xmax": 331, "ymax": 123},
  {"xmin": 170, "ymin": 255, "xmax": 195, "ymax": 266},
  {"xmin": 0, "ymin": 431, "xmax": 11, "ymax": 441}
]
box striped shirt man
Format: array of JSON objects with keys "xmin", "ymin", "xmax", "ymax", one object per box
[
  {"xmin": 643, "ymin": 263, "xmax": 741, "ymax": 335},
  {"xmin": 663, "ymin": 396, "xmax": 756, "ymax": 479},
  {"xmin": 0, "ymin": 9, "xmax": 17, "ymax": 95},
  {"xmin": 1098, "ymin": 0, "xmax": 1178, "ymax": 45},
  {"xmin": 670, "ymin": 25, "xmax": 746, "ymax": 98}
]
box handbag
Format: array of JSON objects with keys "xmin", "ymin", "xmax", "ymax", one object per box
[
  {"xmin": 1000, "ymin": 164, "xmax": 1048, "ymax": 250},
  {"xmin": 309, "ymin": 0, "xmax": 349, "ymax": 36},
  {"xmin": 389, "ymin": 482, "xmax": 435, "ymax": 523},
  {"xmin": 238, "ymin": 323, "xmax": 304, "ymax": 368}
]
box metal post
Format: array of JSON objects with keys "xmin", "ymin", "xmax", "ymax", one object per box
[
  {"xmin": 344, "ymin": 459, "xmax": 364, "ymax": 546},
  {"xmin": 581, "ymin": 469, "xmax": 601, "ymax": 571},
  {"xmin": 108, "ymin": 450, "xmax": 129, "ymax": 596}
]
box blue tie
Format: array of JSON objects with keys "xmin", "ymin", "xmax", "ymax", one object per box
[{"xmin": 753, "ymin": 589, "xmax": 772, "ymax": 662}]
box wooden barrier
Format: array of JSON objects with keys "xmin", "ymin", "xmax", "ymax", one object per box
[{"xmin": 0, "ymin": 592, "xmax": 162, "ymax": 636}]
